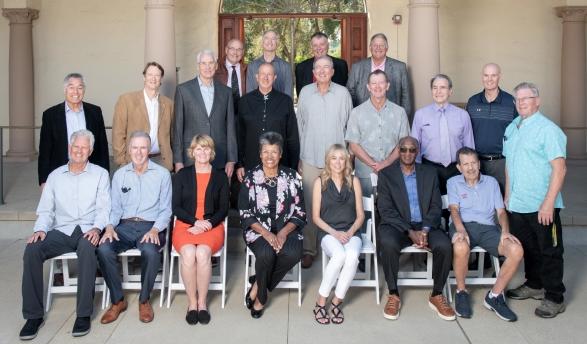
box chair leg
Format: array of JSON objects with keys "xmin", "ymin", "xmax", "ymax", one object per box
[
  {"xmin": 297, "ymin": 263, "xmax": 302, "ymax": 307},
  {"xmin": 373, "ymin": 253, "xmax": 380, "ymax": 305},
  {"xmin": 167, "ymin": 254, "xmax": 175, "ymax": 308},
  {"xmin": 244, "ymin": 251, "xmax": 250, "ymax": 306},
  {"xmin": 221, "ymin": 250, "xmax": 227, "ymax": 309},
  {"xmin": 160, "ymin": 249, "xmax": 168, "ymax": 308},
  {"xmin": 45, "ymin": 259, "xmax": 56, "ymax": 313}
]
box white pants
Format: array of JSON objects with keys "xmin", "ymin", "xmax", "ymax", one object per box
[{"xmin": 318, "ymin": 234, "xmax": 362, "ymax": 299}]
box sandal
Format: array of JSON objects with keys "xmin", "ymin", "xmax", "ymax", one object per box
[
  {"xmin": 330, "ymin": 301, "xmax": 344, "ymax": 324},
  {"xmin": 313, "ymin": 303, "xmax": 330, "ymax": 325}
]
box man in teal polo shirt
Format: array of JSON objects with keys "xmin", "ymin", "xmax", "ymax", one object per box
[{"xmin": 503, "ymin": 82, "xmax": 567, "ymax": 318}]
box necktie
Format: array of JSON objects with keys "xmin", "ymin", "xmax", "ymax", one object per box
[
  {"xmin": 231, "ymin": 66, "xmax": 240, "ymax": 99},
  {"xmin": 438, "ymin": 107, "xmax": 451, "ymax": 167}
]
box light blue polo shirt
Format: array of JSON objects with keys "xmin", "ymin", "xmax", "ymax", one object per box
[
  {"xmin": 447, "ymin": 174, "xmax": 503, "ymax": 226},
  {"xmin": 503, "ymin": 111, "xmax": 566, "ymax": 213}
]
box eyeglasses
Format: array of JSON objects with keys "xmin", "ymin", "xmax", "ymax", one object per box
[
  {"xmin": 515, "ymin": 96, "xmax": 537, "ymax": 103},
  {"xmin": 399, "ymin": 147, "xmax": 417, "ymax": 153},
  {"xmin": 228, "ymin": 47, "xmax": 243, "ymax": 52}
]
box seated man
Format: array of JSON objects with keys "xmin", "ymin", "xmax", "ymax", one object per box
[
  {"xmin": 448, "ymin": 147, "xmax": 523, "ymax": 321},
  {"xmin": 97, "ymin": 131, "xmax": 172, "ymax": 324},
  {"xmin": 20, "ymin": 130, "xmax": 110, "ymax": 340},
  {"xmin": 377, "ymin": 136, "xmax": 455, "ymax": 321}
]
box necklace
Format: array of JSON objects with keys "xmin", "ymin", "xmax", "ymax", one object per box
[{"xmin": 265, "ymin": 176, "xmax": 277, "ymax": 187}]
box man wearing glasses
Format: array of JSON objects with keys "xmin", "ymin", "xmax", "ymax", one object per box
[
  {"xmin": 215, "ymin": 39, "xmax": 247, "ymax": 114},
  {"xmin": 503, "ymin": 82, "xmax": 567, "ymax": 318}
]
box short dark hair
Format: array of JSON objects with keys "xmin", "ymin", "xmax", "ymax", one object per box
[
  {"xmin": 311, "ymin": 32, "xmax": 328, "ymax": 41},
  {"xmin": 456, "ymin": 146, "xmax": 478, "ymax": 165},
  {"xmin": 259, "ymin": 131, "xmax": 284, "ymax": 154},
  {"xmin": 143, "ymin": 61, "xmax": 164, "ymax": 77},
  {"xmin": 430, "ymin": 74, "xmax": 452, "ymax": 89},
  {"xmin": 367, "ymin": 69, "xmax": 389, "ymax": 84}
]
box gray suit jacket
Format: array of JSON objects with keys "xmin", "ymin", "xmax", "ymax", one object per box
[
  {"xmin": 346, "ymin": 56, "xmax": 412, "ymax": 116},
  {"xmin": 173, "ymin": 77, "xmax": 236, "ymax": 169}
]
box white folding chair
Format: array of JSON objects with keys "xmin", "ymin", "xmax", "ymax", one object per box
[
  {"xmin": 46, "ymin": 252, "xmax": 107, "ymax": 312},
  {"xmin": 321, "ymin": 195, "xmax": 380, "ymax": 304},
  {"xmin": 244, "ymin": 246, "xmax": 302, "ymax": 307},
  {"xmin": 446, "ymin": 247, "xmax": 501, "ymax": 301},
  {"xmin": 167, "ymin": 217, "xmax": 228, "ymax": 308},
  {"xmin": 103, "ymin": 229, "xmax": 170, "ymax": 308}
]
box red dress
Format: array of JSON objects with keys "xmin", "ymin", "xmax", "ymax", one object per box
[{"xmin": 172, "ymin": 172, "xmax": 225, "ymax": 253}]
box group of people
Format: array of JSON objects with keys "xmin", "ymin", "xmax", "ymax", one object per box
[{"xmin": 19, "ymin": 29, "xmax": 567, "ymax": 340}]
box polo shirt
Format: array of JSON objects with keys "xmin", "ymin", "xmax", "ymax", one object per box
[{"xmin": 447, "ymin": 174, "xmax": 503, "ymax": 226}]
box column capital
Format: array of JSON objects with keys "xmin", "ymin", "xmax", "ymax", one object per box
[
  {"xmin": 145, "ymin": 0, "xmax": 175, "ymax": 10},
  {"xmin": 2, "ymin": 7, "xmax": 39, "ymax": 24},
  {"xmin": 555, "ymin": 6, "xmax": 587, "ymax": 22},
  {"xmin": 408, "ymin": 0, "xmax": 439, "ymax": 9}
]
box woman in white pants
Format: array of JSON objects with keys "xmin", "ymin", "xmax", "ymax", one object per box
[{"xmin": 312, "ymin": 144, "xmax": 364, "ymax": 324}]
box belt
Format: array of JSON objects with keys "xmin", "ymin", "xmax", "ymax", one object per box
[
  {"xmin": 120, "ymin": 217, "xmax": 152, "ymax": 223},
  {"xmin": 479, "ymin": 154, "xmax": 504, "ymax": 161},
  {"xmin": 422, "ymin": 157, "xmax": 455, "ymax": 168}
]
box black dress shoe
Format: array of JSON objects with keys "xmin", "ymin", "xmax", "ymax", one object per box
[
  {"xmin": 185, "ymin": 310, "xmax": 198, "ymax": 325},
  {"xmin": 245, "ymin": 275, "xmax": 256, "ymax": 310},
  {"xmin": 72, "ymin": 316, "xmax": 91, "ymax": 337},
  {"xmin": 198, "ymin": 310, "xmax": 211, "ymax": 324},
  {"xmin": 19, "ymin": 318, "xmax": 44, "ymax": 340}
]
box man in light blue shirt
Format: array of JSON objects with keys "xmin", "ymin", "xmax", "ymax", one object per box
[
  {"xmin": 448, "ymin": 147, "xmax": 522, "ymax": 321},
  {"xmin": 20, "ymin": 130, "xmax": 110, "ymax": 340},
  {"xmin": 503, "ymin": 82, "xmax": 567, "ymax": 318},
  {"xmin": 97, "ymin": 131, "xmax": 172, "ymax": 324}
]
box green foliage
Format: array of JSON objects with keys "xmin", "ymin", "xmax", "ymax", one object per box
[{"xmin": 222, "ymin": 0, "xmax": 365, "ymax": 14}]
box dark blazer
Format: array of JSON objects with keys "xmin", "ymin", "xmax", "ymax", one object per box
[
  {"xmin": 377, "ymin": 162, "xmax": 442, "ymax": 233},
  {"xmin": 38, "ymin": 101, "xmax": 110, "ymax": 185},
  {"xmin": 215, "ymin": 60, "xmax": 248, "ymax": 96},
  {"xmin": 295, "ymin": 55, "xmax": 348, "ymax": 96},
  {"xmin": 172, "ymin": 166, "xmax": 229, "ymax": 227},
  {"xmin": 173, "ymin": 77, "xmax": 237, "ymax": 169}
]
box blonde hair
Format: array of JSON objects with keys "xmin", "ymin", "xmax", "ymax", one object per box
[
  {"xmin": 187, "ymin": 134, "xmax": 216, "ymax": 162},
  {"xmin": 320, "ymin": 144, "xmax": 353, "ymax": 191}
]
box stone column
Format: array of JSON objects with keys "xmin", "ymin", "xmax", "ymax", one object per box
[
  {"xmin": 408, "ymin": 0, "xmax": 440, "ymax": 112},
  {"xmin": 556, "ymin": 6, "xmax": 587, "ymax": 159},
  {"xmin": 145, "ymin": 0, "xmax": 177, "ymax": 98},
  {"xmin": 2, "ymin": 8, "xmax": 39, "ymax": 161}
]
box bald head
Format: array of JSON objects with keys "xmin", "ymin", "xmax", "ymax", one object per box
[{"xmin": 482, "ymin": 63, "xmax": 501, "ymax": 92}]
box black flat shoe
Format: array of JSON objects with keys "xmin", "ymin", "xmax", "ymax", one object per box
[
  {"xmin": 250, "ymin": 305, "xmax": 265, "ymax": 319},
  {"xmin": 198, "ymin": 310, "xmax": 211, "ymax": 324},
  {"xmin": 246, "ymin": 275, "xmax": 256, "ymax": 310},
  {"xmin": 185, "ymin": 310, "xmax": 198, "ymax": 325}
]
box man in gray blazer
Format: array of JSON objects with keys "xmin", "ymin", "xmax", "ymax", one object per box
[
  {"xmin": 173, "ymin": 49, "xmax": 237, "ymax": 177},
  {"xmin": 347, "ymin": 33, "xmax": 412, "ymax": 116}
]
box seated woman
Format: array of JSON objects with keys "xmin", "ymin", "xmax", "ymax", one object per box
[
  {"xmin": 312, "ymin": 144, "xmax": 364, "ymax": 325},
  {"xmin": 239, "ymin": 131, "xmax": 306, "ymax": 319},
  {"xmin": 172, "ymin": 134, "xmax": 228, "ymax": 325}
]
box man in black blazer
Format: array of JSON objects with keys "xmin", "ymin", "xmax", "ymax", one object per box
[
  {"xmin": 173, "ymin": 50, "xmax": 237, "ymax": 177},
  {"xmin": 38, "ymin": 73, "xmax": 110, "ymax": 186},
  {"xmin": 377, "ymin": 136, "xmax": 455, "ymax": 321},
  {"xmin": 295, "ymin": 32, "xmax": 348, "ymax": 97}
]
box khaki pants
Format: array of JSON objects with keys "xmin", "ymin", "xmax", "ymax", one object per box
[{"xmin": 301, "ymin": 160, "xmax": 323, "ymax": 257}]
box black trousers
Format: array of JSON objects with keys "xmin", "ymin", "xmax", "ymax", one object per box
[
  {"xmin": 421, "ymin": 158, "xmax": 458, "ymax": 195},
  {"xmin": 248, "ymin": 231, "xmax": 302, "ymax": 305},
  {"xmin": 22, "ymin": 226, "xmax": 97, "ymax": 319},
  {"xmin": 378, "ymin": 225, "xmax": 452, "ymax": 294},
  {"xmin": 509, "ymin": 210, "xmax": 565, "ymax": 303}
]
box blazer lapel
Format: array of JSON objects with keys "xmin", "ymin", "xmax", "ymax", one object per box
[
  {"xmin": 191, "ymin": 78, "xmax": 209, "ymax": 117},
  {"xmin": 392, "ymin": 166, "xmax": 411, "ymax": 222},
  {"xmin": 82, "ymin": 101, "xmax": 94, "ymax": 132},
  {"xmin": 209, "ymin": 80, "xmax": 221, "ymax": 118},
  {"xmin": 56, "ymin": 102, "xmax": 68, "ymax": 145},
  {"xmin": 415, "ymin": 165, "xmax": 427, "ymax": 216},
  {"xmin": 136, "ymin": 91, "xmax": 151, "ymax": 132}
]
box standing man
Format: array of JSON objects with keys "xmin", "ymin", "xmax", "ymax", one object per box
[
  {"xmin": 504, "ymin": 82, "xmax": 567, "ymax": 318},
  {"xmin": 345, "ymin": 70, "xmax": 409, "ymax": 196},
  {"xmin": 38, "ymin": 73, "xmax": 109, "ymax": 186},
  {"xmin": 237, "ymin": 63, "xmax": 299, "ymax": 181},
  {"xmin": 246, "ymin": 30, "xmax": 293, "ymax": 98},
  {"xmin": 377, "ymin": 136, "xmax": 455, "ymax": 321},
  {"xmin": 173, "ymin": 49, "xmax": 236, "ymax": 177},
  {"xmin": 98, "ymin": 131, "xmax": 172, "ymax": 324},
  {"xmin": 20, "ymin": 130, "xmax": 110, "ymax": 340},
  {"xmin": 346, "ymin": 33, "xmax": 411, "ymax": 116},
  {"xmin": 297, "ymin": 55, "xmax": 353, "ymax": 268},
  {"xmin": 112, "ymin": 62, "xmax": 174, "ymax": 171},
  {"xmin": 466, "ymin": 63, "xmax": 517, "ymax": 193},
  {"xmin": 295, "ymin": 32, "xmax": 348, "ymax": 96},
  {"xmin": 215, "ymin": 38, "xmax": 247, "ymax": 114},
  {"xmin": 448, "ymin": 147, "xmax": 523, "ymax": 321}
]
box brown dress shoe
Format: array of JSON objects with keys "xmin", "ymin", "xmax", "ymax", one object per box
[
  {"xmin": 139, "ymin": 301, "xmax": 154, "ymax": 323},
  {"xmin": 428, "ymin": 294, "xmax": 456, "ymax": 321},
  {"xmin": 301, "ymin": 254, "xmax": 314, "ymax": 269},
  {"xmin": 100, "ymin": 300, "xmax": 128, "ymax": 324}
]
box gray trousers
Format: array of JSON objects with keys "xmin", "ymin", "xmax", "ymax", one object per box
[
  {"xmin": 22, "ymin": 226, "xmax": 97, "ymax": 319},
  {"xmin": 97, "ymin": 221, "xmax": 164, "ymax": 304},
  {"xmin": 480, "ymin": 158, "xmax": 506, "ymax": 195}
]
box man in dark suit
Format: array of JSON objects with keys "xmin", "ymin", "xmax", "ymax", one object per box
[
  {"xmin": 38, "ymin": 73, "xmax": 110, "ymax": 186},
  {"xmin": 377, "ymin": 136, "xmax": 454, "ymax": 321},
  {"xmin": 173, "ymin": 49, "xmax": 236, "ymax": 177},
  {"xmin": 295, "ymin": 32, "xmax": 348, "ymax": 97},
  {"xmin": 347, "ymin": 33, "xmax": 412, "ymax": 116},
  {"xmin": 215, "ymin": 38, "xmax": 247, "ymax": 111}
]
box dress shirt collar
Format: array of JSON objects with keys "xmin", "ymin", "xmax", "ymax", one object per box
[
  {"xmin": 225, "ymin": 59, "xmax": 241, "ymax": 71},
  {"xmin": 310, "ymin": 82, "xmax": 334, "ymax": 95},
  {"xmin": 368, "ymin": 98, "xmax": 390, "ymax": 113},
  {"xmin": 434, "ymin": 102, "xmax": 450, "ymax": 112},
  {"xmin": 65, "ymin": 161, "xmax": 90, "ymax": 174},
  {"xmin": 197, "ymin": 76, "xmax": 214, "ymax": 88},
  {"xmin": 124, "ymin": 159, "xmax": 157, "ymax": 173},
  {"xmin": 515, "ymin": 110, "xmax": 541, "ymax": 128},
  {"xmin": 455, "ymin": 173, "xmax": 487, "ymax": 188},
  {"xmin": 143, "ymin": 89, "xmax": 159, "ymax": 103},
  {"xmin": 402, "ymin": 166, "xmax": 416, "ymax": 177},
  {"xmin": 480, "ymin": 88, "xmax": 504, "ymax": 104},
  {"xmin": 371, "ymin": 57, "xmax": 386, "ymax": 71},
  {"xmin": 65, "ymin": 101, "xmax": 84, "ymax": 114}
]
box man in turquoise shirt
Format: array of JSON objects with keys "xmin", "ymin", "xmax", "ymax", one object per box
[{"xmin": 502, "ymin": 82, "xmax": 567, "ymax": 318}]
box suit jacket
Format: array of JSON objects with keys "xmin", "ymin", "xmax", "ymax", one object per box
[
  {"xmin": 377, "ymin": 162, "xmax": 442, "ymax": 233},
  {"xmin": 295, "ymin": 55, "xmax": 348, "ymax": 96},
  {"xmin": 173, "ymin": 77, "xmax": 237, "ymax": 169},
  {"xmin": 215, "ymin": 60, "xmax": 248, "ymax": 96},
  {"xmin": 112, "ymin": 90, "xmax": 174, "ymax": 171},
  {"xmin": 346, "ymin": 56, "xmax": 412, "ymax": 116},
  {"xmin": 38, "ymin": 101, "xmax": 110, "ymax": 185},
  {"xmin": 172, "ymin": 166, "xmax": 229, "ymax": 227}
]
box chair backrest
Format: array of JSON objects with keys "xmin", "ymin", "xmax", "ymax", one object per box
[
  {"xmin": 370, "ymin": 172, "xmax": 378, "ymax": 196},
  {"xmin": 362, "ymin": 195, "xmax": 376, "ymax": 242}
]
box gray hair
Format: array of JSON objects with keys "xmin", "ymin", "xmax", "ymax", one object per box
[
  {"xmin": 63, "ymin": 73, "xmax": 85, "ymax": 88},
  {"xmin": 370, "ymin": 33, "xmax": 388, "ymax": 47},
  {"xmin": 398, "ymin": 136, "xmax": 419, "ymax": 149},
  {"xmin": 69, "ymin": 129, "xmax": 95, "ymax": 149},
  {"xmin": 259, "ymin": 131, "xmax": 283, "ymax": 154},
  {"xmin": 262, "ymin": 29, "xmax": 279, "ymax": 40},
  {"xmin": 430, "ymin": 74, "xmax": 453, "ymax": 89},
  {"xmin": 257, "ymin": 62, "xmax": 275, "ymax": 75},
  {"xmin": 513, "ymin": 82, "xmax": 540, "ymax": 97},
  {"xmin": 313, "ymin": 55, "xmax": 333, "ymax": 69},
  {"xmin": 196, "ymin": 49, "xmax": 217, "ymax": 64},
  {"xmin": 129, "ymin": 130, "xmax": 152, "ymax": 147}
]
